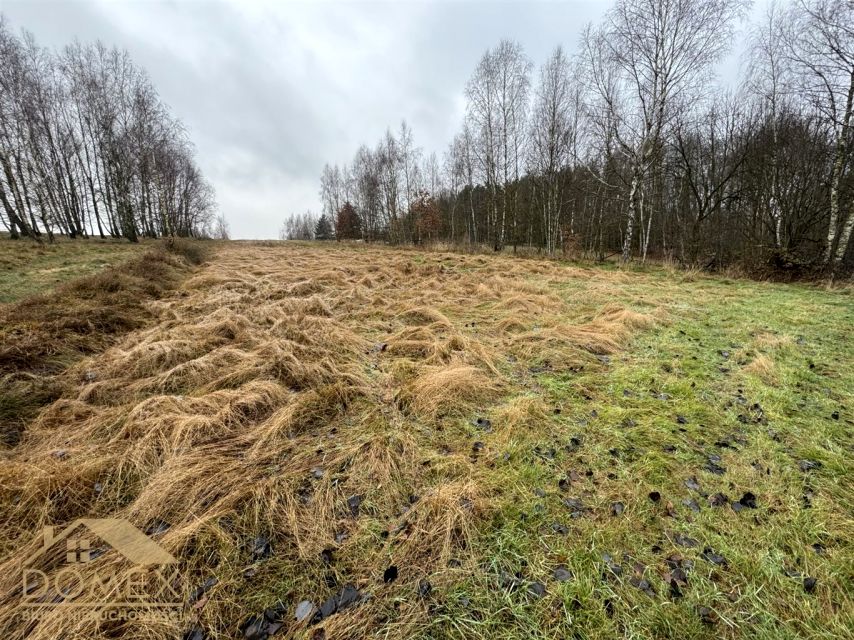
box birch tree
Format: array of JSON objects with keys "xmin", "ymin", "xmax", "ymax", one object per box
[
  {"xmin": 0, "ymin": 19, "xmax": 216, "ymax": 242},
  {"xmin": 581, "ymin": 0, "xmax": 749, "ymax": 261},
  {"xmin": 529, "ymin": 46, "xmax": 577, "ymax": 253},
  {"xmin": 466, "ymin": 40, "xmax": 532, "ymax": 250},
  {"xmin": 746, "ymin": 1, "xmax": 793, "ymax": 249},
  {"xmin": 314, "ymin": 7, "xmax": 853, "ymax": 275},
  {"xmin": 787, "ymin": 0, "xmax": 854, "ymax": 269}
]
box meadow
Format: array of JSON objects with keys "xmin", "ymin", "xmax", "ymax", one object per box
[{"xmin": 0, "ymin": 239, "xmax": 851, "ymax": 639}]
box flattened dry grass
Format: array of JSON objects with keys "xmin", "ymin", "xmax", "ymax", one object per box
[
  {"xmin": 0, "ymin": 241, "xmax": 205, "ymax": 446},
  {"xmin": 0, "ymin": 241, "xmax": 850, "ymax": 640},
  {"xmin": 0, "ymin": 242, "xmax": 659, "ymax": 639},
  {"xmin": 400, "ymin": 364, "xmax": 500, "ymax": 418}
]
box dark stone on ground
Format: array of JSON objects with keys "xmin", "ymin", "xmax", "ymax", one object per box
[
  {"xmin": 313, "ymin": 584, "xmax": 363, "ymax": 624},
  {"xmin": 698, "ymin": 606, "xmax": 716, "ymax": 625},
  {"xmin": 418, "ymin": 579, "xmax": 432, "ymax": 598},
  {"xmin": 553, "ymin": 566, "xmax": 572, "ymax": 581},
  {"xmin": 709, "ymin": 492, "xmax": 729, "ymax": 507},
  {"xmin": 347, "ymin": 495, "xmax": 362, "ymax": 516},
  {"xmin": 528, "ymin": 581, "xmax": 546, "ymax": 598},
  {"xmin": 701, "ymin": 548, "xmax": 727, "ymax": 566},
  {"xmin": 251, "ymin": 537, "xmax": 272, "ymax": 561}
]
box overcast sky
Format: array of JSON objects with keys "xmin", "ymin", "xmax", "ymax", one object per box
[{"xmin": 2, "ymin": 0, "xmax": 768, "ymax": 239}]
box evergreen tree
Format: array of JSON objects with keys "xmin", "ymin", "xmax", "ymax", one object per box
[
  {"xmin": 314, "ymin": 214, "xmax": 333, "ymax": 240},
  {"xmin": 335, "ymin": 201, "xmax": 361, "ymax": 240}
]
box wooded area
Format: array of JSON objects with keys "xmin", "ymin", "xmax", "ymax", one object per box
[
  {"xmin": 302, "ymin": 0, "xmax": 853, "ymax": 275},
  {"xmin": 0, "ymin": 17, "xmax": 221, "ymax": 243}
]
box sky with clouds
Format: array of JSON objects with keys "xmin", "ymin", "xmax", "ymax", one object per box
[{"xmin": 2, "ymin": 0, "xmax": 769, "ymax": 239}]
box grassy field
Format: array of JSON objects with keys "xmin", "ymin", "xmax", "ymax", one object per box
[
  {"xmin": 0, "ymin": 241, "xmax": 851, "ymax": 640},
  {"xmin": 0, "ymin": 238, "xmax": 205, "ymax": 451},
  {"xmin": 0, "ymin": 236, "xmax": 145, "ymax": 304}
]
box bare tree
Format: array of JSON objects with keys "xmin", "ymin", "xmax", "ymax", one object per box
[
  {"xmin": 280, "ymin": 211, "xmax": 317, "ymax": 240},
  {"xmin": 529, "ymin": 46, "xmax": 579, "ymax": 253},
  {"xmin": 313, "ymin": 6, "xmax": 853, "ymax": 276},
  {"xmin": 212, "ymin": 214, "xmax": 229, "ymax": 240},
  {"xmin": 786, "ymin": 0, "xmax": 854, "ymax": 269},
  {"xmin": 581, "ymin": 0, "xmax": 749, "ymax": 261},
  {"xmin": 465, "ymin": 40, "xmax": 532, "ymax": 250},
  {"xmin": 376, "ymin": 128, "xmax": 402, "ymax": 239},
  {"xmin": 0, "ymin": 18, "xmax": 217, "ymax": 243},
  {"xmin": 350, "ymin": 145, "xmax": 380, "ymax": 241},
  {"xmin": 447, "ymin": 127, "xmax": 478, "ymax": 243},
  {"xmin": 671, "ymin": 95, "xmax": 749, "ymax": 264},
  {"xmin": 745, "ymin": 1, "xmax": 795, "ymax": 249},
  {"xmin": 320, "ymin": 163, "xmax": 344, "ymax": 227}
]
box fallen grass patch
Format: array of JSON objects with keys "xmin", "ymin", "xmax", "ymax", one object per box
[
  {"xmin": 400, "ymin": 364, "xmax": 499, "ymax": 418},
  {"xmin": 0, "ymin": 241, "xmax": 206, "ymax": 446}
]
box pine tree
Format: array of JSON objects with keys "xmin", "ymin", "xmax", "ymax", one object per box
[{"xmin": 314, "ymin": 214, "xmax": 333, "ymax": 240}]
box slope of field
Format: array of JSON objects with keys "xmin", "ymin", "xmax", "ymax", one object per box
[
  {"xmin": 0, "ymin": 242, "xmax": 851, "ymax": 640},
  {"xmin": 0, "ymin": 240, "xmax": 206, "ymax": 449},
  {"xmin": 0, "ymin": 237, "xmax": 145, "ymax": 304}
]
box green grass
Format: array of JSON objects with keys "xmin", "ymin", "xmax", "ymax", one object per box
[
  {"xmin": 0, "ymin": 240, "xmax": 850, "ymax": 639},
  {"xmin": 226, "ymin": 249, "xmax": 850, "ymax": 640},
  {"xmin": 0, "ymin": 236, "xmax": 144, "ymax": 304},
  {"xmin": 417, "ymin": 272, "xmax": 853, "ymax": 639}
]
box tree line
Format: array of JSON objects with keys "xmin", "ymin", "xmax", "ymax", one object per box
[
  {"xmin": 305, "ymin": 0, "xmax": 853, "ymax": 274},
  {"xmin": 0, "ymin": 16, "xmax": 223, "ymax": 243}
]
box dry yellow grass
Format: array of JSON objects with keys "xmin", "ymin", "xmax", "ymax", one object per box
[
  {"xmin": 743, "ymin": 353, "xmax": 778, "ymax": 384},
  {"xmin": 754, "ymin": 332, "xmax": 793, "ymax": 350},
  {"xmin": 0, "ymin": 242, "xmax": 664, "ymax": 639}
]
